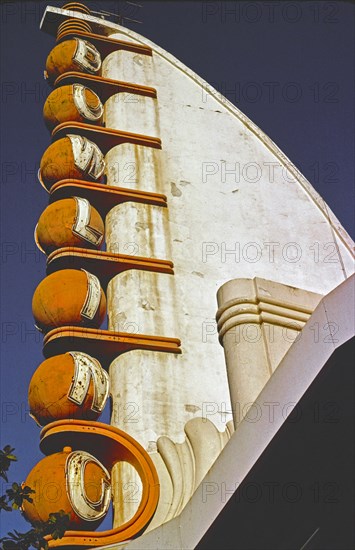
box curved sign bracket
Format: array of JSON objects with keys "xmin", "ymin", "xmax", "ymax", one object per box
[{"xmin": 39, "ymin": 420, "xmax": 160, "ymax": 548}]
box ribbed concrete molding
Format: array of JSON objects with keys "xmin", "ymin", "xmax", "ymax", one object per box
[
  {"xmin": 149, "ymin": 418, "xmax": 234, "ymax": 531},
  {"xmin": 217, "ymin": 277, "xmax": 322, "ymax": 427},
  {"xmin": 112, "ymin": 418, "xmax": 233, "ymax": 533}
]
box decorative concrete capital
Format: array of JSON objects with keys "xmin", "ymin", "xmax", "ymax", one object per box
[{"xmin": 217, "ymin": 277, "xmax": 322, "ymax": 427}]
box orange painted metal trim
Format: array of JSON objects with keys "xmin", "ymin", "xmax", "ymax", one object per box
[
  {"xmin": 52, "ymin": 122, "xmax": 162, "ymax": 153},
  {"xmin": 49, "ymin": 179, "xmax": 167, "ymax": 216},
  {"xmin": 46, "ymin": 247, "xmax": 174, "ymax": 287},
  {"xmin": 39, "ymin": 420, "xmax": 160, "ymax": 547},
  {"xmin": 56, "ymin": 30, "xmax": 153, "ymax": 58},
  {"xmin": 54, "ymin": 72, "xmax": 157, "ymax": 102},
  {"xmin": 61, "ymin": 3, "xmax": 92, "ymax": 15},
  {"xmin": 43, "ymin": 326, "xmax": 181, "ymax": 366}
]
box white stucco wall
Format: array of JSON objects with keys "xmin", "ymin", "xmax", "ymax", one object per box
[{"xmin": 99, "ymin": 28, "xmax": 353, "ymax": 450}]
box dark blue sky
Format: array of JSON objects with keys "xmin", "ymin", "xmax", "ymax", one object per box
[{"xmin": 0, "ymin": 0, "xmax": 354, "ymax": 537}]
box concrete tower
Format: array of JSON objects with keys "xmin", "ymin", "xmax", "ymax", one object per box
[{"xmin": 22, "ymin": 3, "xmax": 354, "ymax": 548}]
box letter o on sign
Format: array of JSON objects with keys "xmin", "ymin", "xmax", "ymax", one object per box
[
  {"xmin": 66, "ymin": 450, "xmax": 111, "ymax": 521},
  {"xmin": 36, "ymin": 420, "xmax": 160, "ymax": 548}
]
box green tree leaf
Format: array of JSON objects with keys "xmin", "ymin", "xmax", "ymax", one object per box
[{"xmin": 0, "ymin": 445, "xmax": 70, "ymax": 549}]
